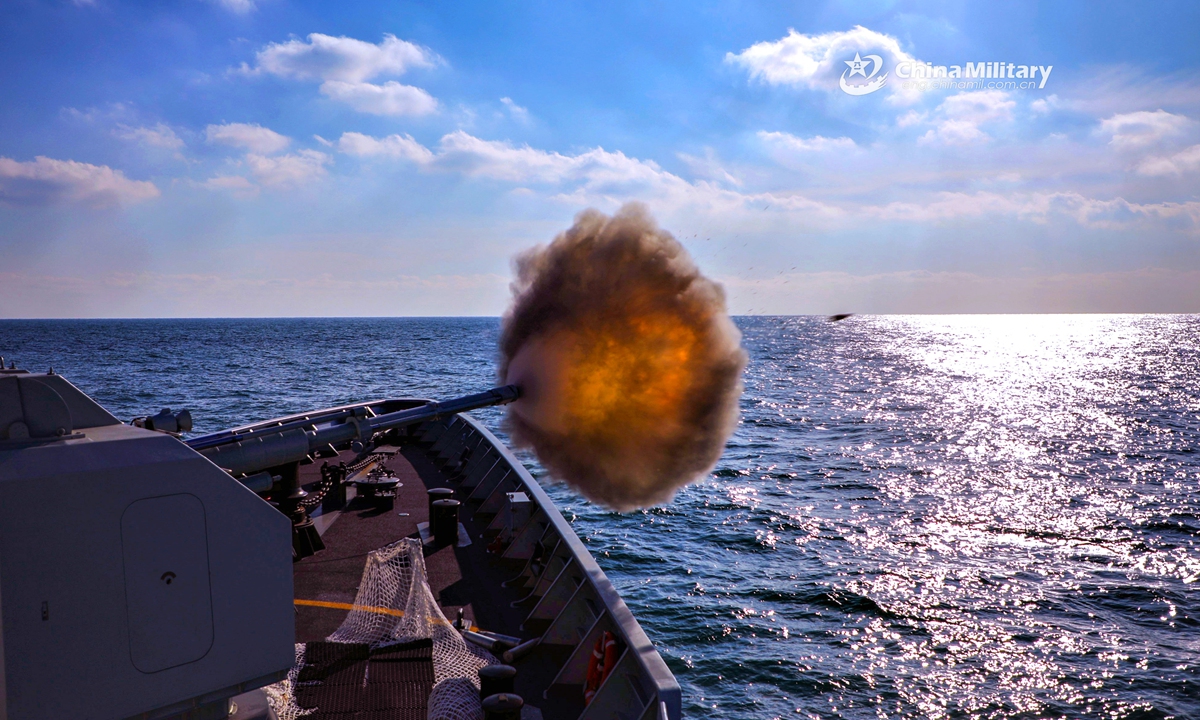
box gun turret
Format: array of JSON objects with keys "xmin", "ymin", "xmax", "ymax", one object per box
[
  {"xmin": 0, "ymin": 369, "xmax": 294, "ymax": 720},
  {"xmin": 187, "ymin": 385, "xmax": 520, "ymax": 478}
]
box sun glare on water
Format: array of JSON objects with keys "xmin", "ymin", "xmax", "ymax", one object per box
[{"xmin": 661, "ymin": 313, "xmax": 1200, "ymax": 718}]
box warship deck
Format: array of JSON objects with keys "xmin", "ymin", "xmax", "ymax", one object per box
[
  {"xmin": 291, "ymin": 441, "xmax": 581, "ymax": 720},
  {"xmin": 195, "ymin": 403, "xmax": 680, "ymax": 720}
]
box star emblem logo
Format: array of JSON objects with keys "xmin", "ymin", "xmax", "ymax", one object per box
[
  {"xmin": 839, "ymin": 52, "xmax": 887, "ymax": 95},
  {"xmin": 845, "ymin": 52, "xmax": 869, "ymax": 78}
]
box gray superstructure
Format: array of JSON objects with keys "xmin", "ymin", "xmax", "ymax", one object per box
[
  {"xmin": 0, "ymin": 368, "xmax": 681, "ymax": 720},
  {"xmin": 0, "ymin": 370, "xmax": 294, "ymax": 720}
]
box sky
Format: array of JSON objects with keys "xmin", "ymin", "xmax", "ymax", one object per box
[{"xmin": 2, "ymin": 0, "xmax": 1199, "ymax": 317}]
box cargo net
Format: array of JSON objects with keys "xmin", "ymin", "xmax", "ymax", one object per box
[{"xmin": 264, "ymin": 538, "xmax": 496, "ymax": 720}]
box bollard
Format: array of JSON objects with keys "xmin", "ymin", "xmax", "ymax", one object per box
[
  {"xmin": 477, "ymin": 664, "xmax": 517, "ymax": 700},
  {"xmin": 322, "ymin": 475, "xmax": 347, "ymax": 513},
  {"xmin": 427, "ymin": 487, "xmax": 454, "ymax": 517},
  {"xmin": 431, "ymin": 498, "xmax": 460, "ymax": 545},
  {"xmin": 481, "ymin": 693, "xmax": 523, "ymax": 720}
]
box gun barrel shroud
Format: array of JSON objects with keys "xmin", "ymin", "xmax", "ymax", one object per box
[{"xmin": 186, "ymin": 385, "xmax": 520, "ymax": 476}]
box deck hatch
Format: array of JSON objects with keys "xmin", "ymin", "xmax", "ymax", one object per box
[{"xmin": 120, "ymin": 492, "xmax": 215, "ymax": 673}]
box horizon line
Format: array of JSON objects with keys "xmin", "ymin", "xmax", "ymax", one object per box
[{"xmin": 3, "ymin": 311, "xmax": 1199, "ymax": 321}]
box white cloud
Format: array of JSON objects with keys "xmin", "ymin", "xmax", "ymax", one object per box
[
  {"xmin": 1053, "ymin": 66, "xmax": 1200, "ymax": 118},
  {"xmin": 0, "ymin": 156, "xmax": 159, "ymax": 207},
  {"xmin": 337, "ymin": 132, "xmax": 434, "ymax": 163},
  {"xmin": 726, "ymin": 25, "xmax": 921, "ymax": 103},
  {"xmin": 340, "ymin": 129, "xmax": 593, "ymax": 183},
  {"xmin": 500, "ymin": 97, "xmax": 530, "ymax": 123},
  {"xmin": 1030, "ymin": 94, "xmax": 1064, "ymax": 115},
  {"xmin": 869, "ymin": 190, "xmax": 1036, "ymax": 221},
  {"xmin": 251, "ymin": 33, "xmax": 434, "ymax": 83},
  {"xmin": 1137, "ymin": 144, "xmax": 1200, "ymax": 176},
  {"xmin": 9, "ymin": 264, "xmax": 1200, "ymax": 318},
  {"xmin": 341, "ymin": 128, "xmax": 673, "ymax": 188},
  {"xmin": 336, "ymin": 130, "xmax": 844, "ymax": 223},
  {"xmin": 61, "ymin": 102, "xmax": 132, "ymax": 124},
  {"xmin": 332, "ymin": 129, "xmax": 1198, "ymax": 235},
  {"xmin": 245, "ymin": 150, "xmax": 331, "ymax": 187},
  {"xmin": 335, "ymin": 130, "xmax": 558, "ymax": 178},
  {"xmin": 758, "ymin": 131, "xmax": 857, "ymax": 153},
  {"xmin": 0, "ymin": 269, "xmax": 512, "ymax": 318},
  {"xmin": 202, "ymin": 149, "xmax": 330, "ymax": 193},
  {"xmin": 244, "ymin": 33, "xmax": 440, "ymax": 116},
  {"xmin": 677, "ymin": 147, "xmax": 742, "ymax": 186},
  {"xmin": 718, "ymin": 267, "xmax": 1200, "ymax": 315},
  {"xmin": 210, "ymin": 0, "xmax": 255, "ymax": 14},
  {"xmin": 319, "ymin": 80, "xmax": 437, "ymax": 116},
  {"xmin": 114, "ymin": 123, "xmax": 185, "ymax": 152},
  {"xmin": 433, "ymin": 130, "xmax": 597, "ymax": 182},
  {"xmin": 206, "ymin": 122, "xmax": 291, "ymax": 154},
  {"xmin": 940, "ymin": 90, "xmax": 1016, "ymax": 124},
  {"xmin": 866, "ymin": 190, "xmax": 1200, "ymax": 230},
  {"xmin": 1099, "ymin": 110, "xmax": 1193, "ymax": 149},
  {"xmin": 202, "ymin": 175, "xmax": 258, "ymax": 197},
  {"xmin": 918, "ymin": 90, "xmax": 1015, "ymax": 145},
  {"xmin": 919, "ymin": 119, "xmax": 988, "ymax": 145},
  {"xmin": 896, "ymin": 110, "xmax": 927, "ymax": 127},
  {"xmin": 202, "ymin": 123, "xmax": 328, "ymax": 191}
]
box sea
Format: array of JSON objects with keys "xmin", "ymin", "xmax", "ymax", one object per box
[{"xmin": 2, "ymin": 315, "xmax": 1197, "ymax": 720}]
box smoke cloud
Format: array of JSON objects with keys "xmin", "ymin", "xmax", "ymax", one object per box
[{"xmin": 500, "ymin": 203, "xmax": 747, "ymax": 511}]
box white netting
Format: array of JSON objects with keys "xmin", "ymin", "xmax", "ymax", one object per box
[
  {"xmin": 427, "ymin": 676, "xmax": 491, "ymax": 720},
  {"xmin": 265, "ymin": 538, "xmax": 496, "ymax": 720},
  {"xmin": 261, "ymin": 643, "xmax": 313, "ymax": 720}
]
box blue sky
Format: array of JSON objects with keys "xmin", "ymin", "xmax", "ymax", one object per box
[{"xmin": 2, "ymin": 0, "xmax": 1199, "ymax": 317}]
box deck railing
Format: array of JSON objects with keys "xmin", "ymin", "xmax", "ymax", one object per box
[
  {"xmin": 188, "ymin": 398, "xmax": 682, "ymax": 720},
  {"xmin": 416, "ymin": 414, "xmax": 682, "ymax": 720}
]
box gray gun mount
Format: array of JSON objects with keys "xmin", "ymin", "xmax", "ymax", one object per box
[
  {"xmin": 187, "ymin": 385, "xmax": 520, "ymax": 478},
  {"xmin": 0, "ymin": 369, "xmax": 293, "ymax": 720},
  {"xmin": 187, "ymin": 385, "xmax": 521, "ymax": 562}
]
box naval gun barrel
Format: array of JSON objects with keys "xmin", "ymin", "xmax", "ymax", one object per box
[{"xmin": 190, "ymin": 384, "xmax": 520, "ymax": 477}]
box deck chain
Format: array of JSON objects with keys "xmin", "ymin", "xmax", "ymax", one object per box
[{"xmin": 297, "ymin": 452, "xmax": 379, "ymax": 510}]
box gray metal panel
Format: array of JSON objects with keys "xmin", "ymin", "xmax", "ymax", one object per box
[
  {"xmin": 0, "ymin": 373, "xmax": 121, "ymax": 436},
  {"xmin": 0, "ymin": 423, "xmax": 293, "ymax": 720},
  {"xmin": 0, "ymin": 380, "xmax": 21, "ymax": 439},
  {"xmin": 8, "ymin": 377, "xmax": 71, "ymax": 438},
  {"xmin": 0, "ymin": 546, "xmax": 6, "ymax": 720},
  {"xmin": 31, "ymin": 375, "xmax": 121, "ymax": 429},
  {"xmin": 454, "ymin": 414, "xmax": 683, "ymax": 720},
  {"xmin": 121, "ymin": 494, "xmax": 215, "ymax": 674}
]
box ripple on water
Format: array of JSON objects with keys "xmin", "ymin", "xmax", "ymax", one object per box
[{"xmin": 3, "ymin": 315, "xmax": 1199, "ymax": 719}]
